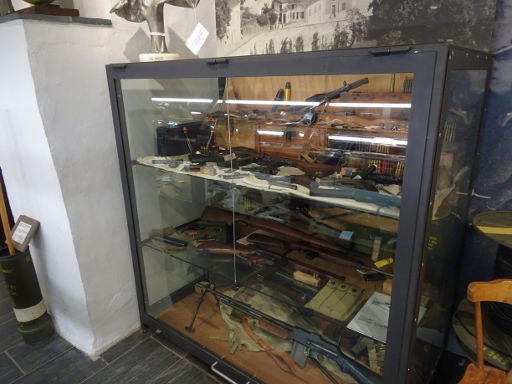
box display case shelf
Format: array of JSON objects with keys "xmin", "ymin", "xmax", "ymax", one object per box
[
  {"xmin": 141, "ymin": 235, "xmax": 391, "ymax": 321},
  {"xmin": 135, "ymin": 157, "xmax": 401, "ymax": 219}
]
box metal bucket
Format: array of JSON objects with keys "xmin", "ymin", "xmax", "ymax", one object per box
[{"xmin": 0, "ymin": 247, "xmax": 53, "ymax": 344}]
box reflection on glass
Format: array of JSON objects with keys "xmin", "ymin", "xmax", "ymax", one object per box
[
  {"xmin": 408, "ymin": 70, "xmax": 488, "ymax": 382},
  {"xmin": 120, "ymin": 73, "xmax": 413, "ymax": 382}
]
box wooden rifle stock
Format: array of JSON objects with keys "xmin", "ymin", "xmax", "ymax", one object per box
[
  {"xmin": 294, "ymin": 160, "xmax": 335, "ymax": 178},
  {"xmin": 258, "ymin": 317, "xmax": 292, "ymax": 340},
  {"xmin": 197, "ymin": 240, "xmax": 267, "ymax": 266},
  {"xmin": 200, "ymin": 206, "xmax": 343, "ymax": 253}
]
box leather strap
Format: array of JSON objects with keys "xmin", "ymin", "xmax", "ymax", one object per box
[{"xmin": 242, "ymin": 317, "xmax": 306, "ymax": 382}]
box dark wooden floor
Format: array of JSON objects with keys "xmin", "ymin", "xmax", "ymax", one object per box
[{"xmin": 0, "ymin": 276, "xmax": 221, "ymax": 384}]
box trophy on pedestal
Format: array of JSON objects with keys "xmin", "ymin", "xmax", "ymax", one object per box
[{"xmin": 110, "ymin": 0, "xmax": 200, "ymax": 62}]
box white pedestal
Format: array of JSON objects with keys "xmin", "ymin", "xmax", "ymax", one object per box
[{"xmin": 139, "ymin": 52, "xmax": 181, "ymax": 62}]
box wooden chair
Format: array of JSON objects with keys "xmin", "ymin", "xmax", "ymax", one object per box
[{"xmin": 459, "ymin": 279, "xmax": 512, "ymax": 384}]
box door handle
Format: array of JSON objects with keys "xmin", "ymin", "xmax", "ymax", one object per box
[{"xmin": 210, "ymin": 361, "xmax": 251, "ymax": 384}]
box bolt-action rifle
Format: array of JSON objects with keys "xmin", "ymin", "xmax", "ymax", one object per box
[
  {"xmin": 196, "ymin": 239, "xmax": 344, "ymax": 280},
  {"xmin": 200, "ymin": 207, "xmax": 391, "ymax": 277},
  {"xmin": 201, "ymin": 206, "xmax": 346, "ymax": 253}
]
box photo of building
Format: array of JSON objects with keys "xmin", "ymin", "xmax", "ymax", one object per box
[{"xmin": 216, "ymin": 0, "xmax": 495, "ymax": 56}]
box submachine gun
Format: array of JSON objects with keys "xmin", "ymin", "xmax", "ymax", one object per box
[
  {"xmin": 298, "ymin": 77, "xmax": 370, "ymax": 126},
  {"xmin": 188, "ymin": 283, "xmax": 384, "ymax": 384}
]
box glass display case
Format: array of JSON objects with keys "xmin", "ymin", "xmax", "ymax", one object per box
[{"xmin": 106, "ymin": 45, "xmax": 491, "ymax": 384}]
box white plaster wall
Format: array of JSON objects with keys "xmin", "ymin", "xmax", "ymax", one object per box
[
  {"xmin": 0, "ymin": 20, "xmax": 95, "ymax": 349},
  {"xmin": 0, "ymin": 0, "xmax": 216, "ymax": 357},
  {"xmin": 19, "ymin": 20, "xmax": 143, "ymax": 355},
  {"xmin": 72, "ymin": 0, "xmax": 111, "ymax": 19}
]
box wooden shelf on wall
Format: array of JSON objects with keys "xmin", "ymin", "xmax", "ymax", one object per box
[{"xmin": 16, "ymin": 4, "xmax": 79, "ymax": 17}]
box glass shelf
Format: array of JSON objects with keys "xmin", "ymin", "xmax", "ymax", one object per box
[
  {"xmin": 134, "ymin": 158, "xmax": 401, "ymax": 219},
  {"xmin": 140, "ymin": 237, "xmax": 392, "ymax": 348}
]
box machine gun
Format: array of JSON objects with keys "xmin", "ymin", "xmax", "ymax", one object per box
[{"xmin": 188, "ymin": 283, "xmax": 384, "ymax": 384}]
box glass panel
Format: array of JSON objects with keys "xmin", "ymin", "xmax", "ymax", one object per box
[
  {"xmin": 408, "ymin": 70, "xmax": 488, "ymax": 382},
  {"xmin": 120, "ymin": 72, "xmax": 413, "ymax": 383}
]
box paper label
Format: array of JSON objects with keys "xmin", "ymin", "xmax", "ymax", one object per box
[
  {"xmin": 339, "ymin": 230, "xmax": 354, "ymax": 241},
  {"xmin": 186, "ymin": 23, "xmax": 209, "ymax": 55},
  {"xmin": 348, "ymin": 292, "xmax": 427, "ymax": 344},
  {"xmin": 12, "ymin": 222, "xmax": 32, "ymax": 244}
]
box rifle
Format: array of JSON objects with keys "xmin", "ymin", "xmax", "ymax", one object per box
[
  {"xmin": 310, "ymin": 182, "xmax": 401, "ymax": 208},
  {"xmin": 200, "ymin": 206, "xmax": 344, "ymax": 253},
  {"xmin": 253, "ymin": 172, "xmax": 298, "ymax": 190},
  {"xmin": 216, "ymin": 147, "xmax": 261, "ymax": 168},
  {"xmin": 197, "ymin": 238, "xmax": 347, "ymax": 280},
  {"xmin": 247, "ymin": 233, "xmax": 391, "ymax": 277},
  {"xmin": 188, "ymin": 152, "xmax": 225, "ymax": 164},
  {"xmin": 150, "ymin": 234, "xmax": 188, "ymax": 248},
  {"xmin": 294, "ymin": 160, "xmax": 336, "ymax": 178},
  {"xmin": 259, "ymin": 154, "xmax": 336, "ymax": 178},
  {"xmin": 193, "ymin": 283, "xmax": 383, "ymax": 384}
]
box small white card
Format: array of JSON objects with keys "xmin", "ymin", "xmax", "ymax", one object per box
[
  {"xmin": 12, "ymin": 222, "xmax": 32, "ymax": 244},
  {"xmin": 10, "ymin": 215, "xmax": 40, "ymax": 252},
  {"xmin": 348, "ymin": 292, "xmax": 427, "ymax": 344},
  {"xmin": 186, "ymin": 23, "xmax": 209, "ymax": 55}
]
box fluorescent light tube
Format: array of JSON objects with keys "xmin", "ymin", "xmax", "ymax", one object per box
[
  {"xmin": 328, "ymin": 135, "xmax": 408, "ymax": 146},
  {"xmin": 222, "ymin": 100, "xmax": 411, "ymax": 109},
  {"xmin": 152, "ymin": 97, "xmax": 214, "ymax": 103},
  {"xmin": 329, "ymin": 102, "xmax": 411, "ymax": 109},
  {"xmin": 257, "ymin": 130, "xmax": 285, "ymax": 136},
  {"xmin": 225, "ymin": 100, "xmax": 319, "ymax": 107}
]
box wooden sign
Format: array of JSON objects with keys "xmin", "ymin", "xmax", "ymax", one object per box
[{"xmin": 11, "ymin": 215, "xmax": 40, "ymax": 252}]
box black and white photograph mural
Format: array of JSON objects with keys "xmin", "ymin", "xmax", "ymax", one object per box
[{"xmin": 215, "ymin": 0, "xmax": 497, "ymax": 56}]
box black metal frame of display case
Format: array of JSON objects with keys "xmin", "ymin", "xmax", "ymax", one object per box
[{"xmin": 106, "ymin": 44, "xmax": 492, "ymax": 384}]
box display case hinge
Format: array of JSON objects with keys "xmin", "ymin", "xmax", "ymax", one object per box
[
  {"xmin": 111, "ymin": 64, "xmax": 127, "ymax": 72},
  {"xmin": 206, "ymin": 58, "xmax": 229, "ymax": 65},
  {"xmin": 369, "ymin": 46, "xmax": 412, "ymax": 56}
]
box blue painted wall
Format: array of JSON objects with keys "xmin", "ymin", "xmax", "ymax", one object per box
[{"xmin": 457, "ymin": 0, "xmax": 512, "ymax": 301}]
